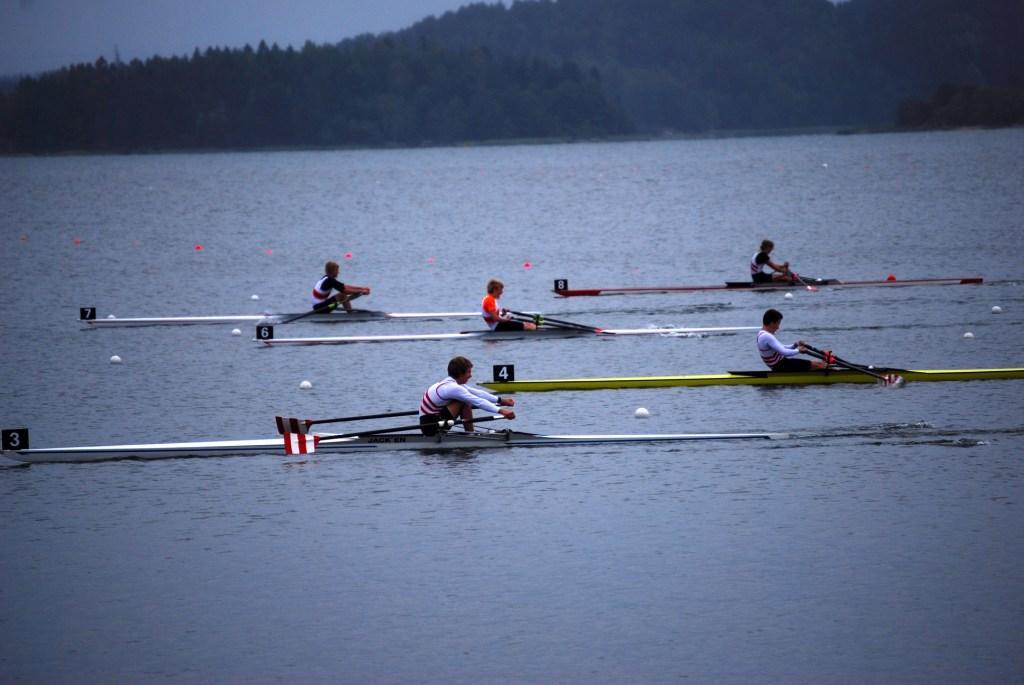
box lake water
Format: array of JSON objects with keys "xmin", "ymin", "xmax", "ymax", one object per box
[{"xmin": 2, "ymin": 129, "xmax": 1023, "ymax": 683}]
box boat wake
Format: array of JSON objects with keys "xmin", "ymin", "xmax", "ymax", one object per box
[{"xmin": 784, "ymin": 421, "xmax": 1024, "ymax": 448}]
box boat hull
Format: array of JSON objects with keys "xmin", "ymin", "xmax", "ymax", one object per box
[
  {"xmin": 553, "ymin": 277, "xmax": 984, "ymax": 297},
  {"xmin": 255, "ymin": 326, "xmax": 756, "ymax": 346},
  {"xmin": 2, "ymin": 430, "xmax": 781, "ymax": 464},
  {"xmin": 482, "ymin": 368, "xmax": 1024, "ymax": 392},
  {"xmin": 82, "ymin": 310, "xmax": 480, "ymax": 327}
]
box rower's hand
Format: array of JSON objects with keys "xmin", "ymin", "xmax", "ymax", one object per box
[
  {"xmin": 498, "ymin": 397, "xmax": 515, "ymax": 407},
  {"xmin": 362, "ymin": 287, "xmax": 371, "ymax": 295},
  {"xmin": 499, "ymin": 408, "xmax": 516, "ymax": 420}
]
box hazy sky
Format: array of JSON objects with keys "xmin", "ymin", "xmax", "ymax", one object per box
[{"xmin": 0, "ymin": 0, "xmax": 483, "ymax": 77}]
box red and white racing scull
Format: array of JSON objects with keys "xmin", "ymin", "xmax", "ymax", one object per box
[{"xmin": 552, "ymin": 276, "xmax": 984, "ymax": 297}]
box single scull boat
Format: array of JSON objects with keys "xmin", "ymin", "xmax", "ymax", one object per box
[
  {"xmin": 552, "ymin": 276, "xmax": 984, "ymax": 297},
  {"xmin": 2, "ymin": 428, "xmax": 783, "ymax": 464},
  {"xmin": 79, "ymin": 308, "xmax": 480, "ymax": 328},
  {"xmin": 482, "ymin": 367, "xmax": 1024, "ymax": 392},
  {"xmin": 254, "ymin": 325, "xmax": 757, "ymax": 346}
]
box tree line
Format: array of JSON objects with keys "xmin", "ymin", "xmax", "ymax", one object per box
[
  {"xmin": 397, "ymin": 0, "xmax": 1023, "ymax": 134},
  {"xmin": 1, "ymin": 0, "xmax": 1021, "ymax": 153},
  {"xmin": 0, "ymin": 38, "xmax": 631, "ymax": 153},
  {"xmin": 897, "ymin": 83, "xmax": 1024, "ymax": 130}
]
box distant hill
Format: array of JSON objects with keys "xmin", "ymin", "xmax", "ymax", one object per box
[
  {"xmin": 0, "ymin": 38, "xmax": 630, "ymax": 153},
  {"xmin": 2, "ymin": 0, "xmax": 1021, "ymax": 153},
  {"xmin": 397, "ymin": 0, "xmax": 1024, "ymax": 133},
  {"xmin": 897, "ymin": 83, "xmax": 1024, "ymax": 130}
]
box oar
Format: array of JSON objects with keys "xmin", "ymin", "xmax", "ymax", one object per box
[
  {"xmin": 504, "ymin": 309, "xmax": 603, "ymax": 333},
  {"xmin": 276, "ymin": 410, "xmax": 419, "ymax": 435},
  {"xmin": 317, "ymin": 414, "xmax": 507, "ymax": 443},
  {"xmin": 790, "ymin": 271, "xmax": 818, "ymax": 292},
  {"xmin": 804, "ymin": 344, "xmax": 904, "ymax": 386},
  {"xmin": 281, "ymin": 415, "xmax": 509, "ymax": 454},
  {"xmin": 278, "ymin": 293, "xmax": 365, "ymax": 324}
]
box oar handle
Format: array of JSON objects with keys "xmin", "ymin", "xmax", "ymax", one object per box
[
  {"xmin": 505, "ymin": 311, "xmax": 581, "ymax": 330},
  {"xmin": 280, "ymin": 302, "xmax": 335, "ymax": 324},
  {"xmin": 281, "ymin": 293, "xmax": 366, "ymax": 324},
  {"xmin": 803, "ymin": 344, "xmax": 892, "ymax": 382},
  {"xmin": 505, "ymin": 309, "xmax": 601, "ymax": 333},
  {"xmin": 316, "ymin": 414, "xmax": 507, "ymax": 443},
  {"xmin": 790, "ymin": 272, "xmax": 819, "ymax": 291}
]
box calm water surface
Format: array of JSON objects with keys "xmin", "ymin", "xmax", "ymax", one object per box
[{"xmin": 2, "ymin": 130, "xmax": 1023, "ymax": 683}]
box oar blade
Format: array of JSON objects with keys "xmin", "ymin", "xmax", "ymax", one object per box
[
  {"xmin": 282, "ymin": 432, "xmax": 319, "ymax": 455},
  {"xmin": 275, "ymin": 416, "xmax": 313, "ymax": 435}
]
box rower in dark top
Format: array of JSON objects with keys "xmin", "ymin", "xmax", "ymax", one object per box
[
  {"xmin": 757, "ymin": 308, "xmax": 828, "ymax": 371},
  {"xmin": 750, "ymin": 240, "xmax": 795, "ymax": 283},
  {"xmin": 311, "ymin": 260, "xmax": 371, "ymax": 312}
]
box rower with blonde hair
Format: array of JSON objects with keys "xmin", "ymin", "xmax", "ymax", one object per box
[
  {"xmin": 311, "ymin": 260, "xmax": 371, "ymax": 312},
  {"xmin": 481, "ymin": 279, "xmax": 536, "ymax": 331}
]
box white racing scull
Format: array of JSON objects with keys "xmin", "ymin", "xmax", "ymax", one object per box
[
  {"xmin": 254, "ymin": 325, "xmax": 757, "ymax": 346},
  {"xmin": 2, "ymin": 428, "xmax": 784, "ymax": 464},
  {"xmin": 79, "ymin": 307, "xmax": 480, "ymax": 328}
]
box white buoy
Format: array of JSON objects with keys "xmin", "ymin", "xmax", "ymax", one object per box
[
  {"xmin": 964, "ymin": 331, "xmax": 975, "ymax": 339},
  {"xmin": 251, "ymin": 294, "xmax": 260, "ymax": 301},
  {"xmin": 107, "ymin": 314, "xmax": 116, "ymax": 319},
  {"xmin": 784, "ymin": 292, "xmax": 794, "ymax": 299},
  {"xmin": 634, "ymin": 407, "xmax": 649, "ymax": 419},
  {"xmin": 231, "ymin": 328, "xmax": 241, "ymax": 336},
  {"xmin": 299, "ymin": 380, "xmax": 313, "ymax": 390},
  {"xmin": 992, "ymin": 306, "xmax": 1002, "ymax": 314},
  {"xmin": 110, "ymin": 355, "xmax": 123, "ymax": 364}
]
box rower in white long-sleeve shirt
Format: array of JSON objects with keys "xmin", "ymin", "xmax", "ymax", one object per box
[
  {"xmin": 757, "ymin": 308, "xmax": 828, "ymax": 371},
  {"xmin": 419, "ymin": 356, "xmax": 516, "ymax": 435}
]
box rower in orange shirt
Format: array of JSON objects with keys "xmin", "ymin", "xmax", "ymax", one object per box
[{"xmin": 481, "ymin": 279, "xmax": 537, "ymax": 331}]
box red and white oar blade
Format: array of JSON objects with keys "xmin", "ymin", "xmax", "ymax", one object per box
[
  {"xmin": 275, "ymin": 416, "xmax": 313, "ymax": 435},
  {"xmin": 883, "ymin": 374, "xmax": 905, "ymax": 387},
  {"xmin": 282, "ymin": 432, "xmax": 319, "ymax": 455}
]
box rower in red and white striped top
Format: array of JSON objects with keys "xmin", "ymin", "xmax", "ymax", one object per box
[
  {"xmin": 757, "ymin": 308, "xmax": 828, "ymax": 371},
  {"xmin": 751, "ymin": 239, "xmax": 795, "ymax": 283},
  {"xmin": 419, "ymin": 356, "xmax": 516, "ymax": 435}
]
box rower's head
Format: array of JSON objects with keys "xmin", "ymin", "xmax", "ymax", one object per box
[
  {"xmin": 325, "ymin": 261, "xmax": 340, "ymax": 278},
  {"xmin": 486, "ymin": 279, "xmax": 505, "ymax": 296},
  {"xmin": 763, "ymin": 308, "xmax": 783, "ymax": 331},
  {"xmin": 448, "ymin": 356, "xmax": 473, "ymax": 383},
  {"xmin": 760, "ymin": 240, "xmax": 774, "ymax": 253}
]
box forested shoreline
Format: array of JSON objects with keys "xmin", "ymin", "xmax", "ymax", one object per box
[
  {"xmin": 2, "ymin": 0, "xmax": 1021, "ymax": 153},
  {"xmin": 0, "ymin": 39, "xmax": 630, "ymax": 153}
]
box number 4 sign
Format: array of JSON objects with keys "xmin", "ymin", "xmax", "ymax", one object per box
[{"xmin": 492, "ymin": 364, "xmax": 514, "ymax": 382}]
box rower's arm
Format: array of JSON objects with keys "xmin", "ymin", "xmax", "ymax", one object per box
[{"xmin": 447, "ymin": 384, "xmax": 501, "ymax": 414}]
